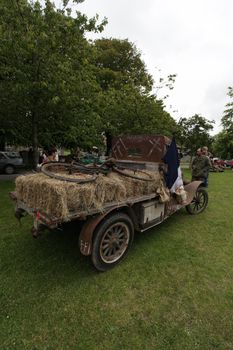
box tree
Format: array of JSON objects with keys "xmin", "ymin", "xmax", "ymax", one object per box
[
  {"xmin": 222, "ymin": 87, "xmax": 233, "ymax": 130},
  {"xmin": 95, "ymin": 87, "xmax": 176, "ymax": 137},
  {"xmin": 93, "ymin": 38, "xmax": 153, "ymax": 93},
  {"xmin": 93, "ymin": 38, "xmax": 176, "ymax": 137},
  {"xmin": 153, "ymin": 67, "xmax": 177, "ymax": 102},
  {"xmin": 177, "ymin": 114, "xmax": 214, "ymax": 159},
  {"xmin": 0, "ymin": 1, "xmax": 177, "ymax": 165},
  {"xmin": 212, "ymin": 131, "xmax": 233, "ymax": 159},
  {"xmin": 212, "ymin": 87, "xmax": 233, "ymax": 158},
  {"xmin": 0, "ymin": 0, "xmax": 106, "ymax": 167}
]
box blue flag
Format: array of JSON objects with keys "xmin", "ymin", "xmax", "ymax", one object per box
[{"xmin": 162, "ymin": 137, "xmax": 180, "ymax": 189}]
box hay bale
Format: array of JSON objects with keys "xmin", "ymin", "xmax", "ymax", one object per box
[
  {"xmin": 15, "ymin": 169, "xmax": 163, "ymax": 220},
  {"xmin": 16, "ymin": 174, "xmax": 69, "ymax": 219}
]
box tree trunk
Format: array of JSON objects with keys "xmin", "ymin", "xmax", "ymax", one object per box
[
  {"xmin": 32, "ymin": 110, "xmax": 39, "ymax": 170},
  {"xmin": 31, "ymin": 54, "xmax": 41, "ymax": 170},
  {"xmin": 0, "ymin": 133, "xmax": 5, "ymax": 151}
]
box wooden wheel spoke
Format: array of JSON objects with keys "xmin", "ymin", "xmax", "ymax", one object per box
[
  {"xmin": 194, "ymin": 203, "xmax": 199, "ymax": 211},
  {"xmin": 103, "ymin": 246, "xmax": 111, "ymax": 254},
  {"xmin": 102, "ymin": 243, "xmax": 110, "ymax": 249},
  {"xmin": 105, "ymin": 231, "xmax": 112, "ymax": 239},
  {"xmin": 107, "ymin": 248, "xmax": 113, "ymax": 256},
  {"xmin": 112, "ymin": 246, "xmax": 117, "ymax": 254},
  {"xmin": 118, "ymin": 230, "xmax": 125, "ymax": 236}
]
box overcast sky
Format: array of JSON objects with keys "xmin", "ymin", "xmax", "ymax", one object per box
[{"xmin": 61, "ymin": 0, "xmax": 233, "ymax": 134}]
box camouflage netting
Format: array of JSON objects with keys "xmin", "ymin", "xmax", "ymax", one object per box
[{"xmin": 15, "ymin": 170, "xmax": 166, "ymax": 221}]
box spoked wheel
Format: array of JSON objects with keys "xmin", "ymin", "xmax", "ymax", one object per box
[
  {"xmin": 41, "ymin": 162, "xmax": 97, "ymax": 183},
  {"xmin": 186, "ymin": 187, "xmax": 208, "ymax": 215},
  {"xmin": 92, "ymin": 213, "xmax": 134, "ymax": 271}
]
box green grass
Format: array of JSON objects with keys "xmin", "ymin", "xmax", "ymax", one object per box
[{"xmin": 0, "ymin": 171, "xmax": 233, "ymax": 350}]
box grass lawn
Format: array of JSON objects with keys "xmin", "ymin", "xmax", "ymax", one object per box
[{"xmin": 0, "ymin": 170, "xmax": 233, "ymax": 349}]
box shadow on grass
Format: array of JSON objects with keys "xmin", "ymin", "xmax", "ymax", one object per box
[
  {"xmin": 1, "ymin": 206, "xmax": 191, "ymax": 287},
  {"xmin": 1, "ymin": 219, "xmax": 97, "ymax": 284}
]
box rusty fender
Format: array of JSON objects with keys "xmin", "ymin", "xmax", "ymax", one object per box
[
  {"xmin": 184, "ymin": 181, "xmax": 203, "ymax": 205},
  {"xmin": 79, "ymin": 205, "xmax": 138, "ymax": 256}
]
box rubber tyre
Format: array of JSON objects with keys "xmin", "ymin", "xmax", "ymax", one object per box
[
  {"xmin": 41, "ymin": 162, "xmax": 97, "ymax": 183},
  {"xmin": 91, "ymin": 212, "xmax": 134, "ymax": 272},
  {"xmin": 186, "ymin": 187, "xmax": 208, "ymax": 215},
  {"xmin": 4, "ymin": 165, "xmax": 15, "ymax": 175}
]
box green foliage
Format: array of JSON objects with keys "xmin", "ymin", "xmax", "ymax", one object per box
[
  {"xmin": 213, "ymin": 87, "xmax": 233, "ymax": 158},
  {"xmin": 96, "ymin": 87, "xmax": 176, "ymax": 136},
  {"xmin": 0, "ymin": 0, "xmax": 105, "ymax": 163},
  {"xmin": 93, "ymin": 38, "xmax": 153, "ymax": 92},
  {"xmin": 93, "ymin": 38, "xmax": 176, "ymax": 137},
  {"xmin": 177, "ymin": 114, "xmax": 214, "ymax": 155},
  {"xmin": 212, "ymin": 87, "xmax": 233, "ymax": 158},
  {"xmin": 0, "ymin": 0, "xmax": 177, "ymax": 165},
  {"xmin": 222, "ymin": 87, "xmax": 233, "ymax": 130},
  {"xmin": 212, "ymin": 131, "xmax": 233, "ymax": 159}
]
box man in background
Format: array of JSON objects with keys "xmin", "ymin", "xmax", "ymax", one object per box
[
  {"xmin": 201, "ymin": 146, "xmax": 212, "ymax": 185},
  {"xmin": 191, "ymin": 148, "xmax": 211, "ymax": 187}
]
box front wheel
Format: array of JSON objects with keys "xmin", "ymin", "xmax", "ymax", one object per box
[
  {"xmin": 92, "ymin": 212, "xmax": 134, "ymax": 271},
  {"xmin": 186, "ymin": 187, "xmax": 208, "ymax": 215}
]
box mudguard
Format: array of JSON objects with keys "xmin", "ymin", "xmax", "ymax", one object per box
[
  {"xmin": 184, "ymin": 181, "xmax": 203, "ymax": 205},
  {"xmin": 79, "ymin": 206, "xmax": 129, "ymax": 256}
]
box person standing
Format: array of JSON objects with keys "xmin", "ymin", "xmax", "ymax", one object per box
[
  {"xmin": 201, "ymin": 146, "xmax": 212, "ymax": 186},
  {"xmin": 191, "ymin": 148, "xmax": 211, "ymax": 187},
  {"xmin": 46, "ymin": 149, "xmax": 57, "ymax": 162}
]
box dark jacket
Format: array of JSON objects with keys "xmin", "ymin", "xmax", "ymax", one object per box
[{"xmin": 191, "ymin": 155, "xmax": 211, "ymax": 179}]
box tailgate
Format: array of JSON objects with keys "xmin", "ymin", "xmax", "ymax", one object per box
[{"xmin": 9, "ymin": 191, "xmax": 59, "ymax": 236}]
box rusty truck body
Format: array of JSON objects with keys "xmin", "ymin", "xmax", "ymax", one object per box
[{"xmin": 10, "ymin": 135, "xmax": 208, "ymax": 271}]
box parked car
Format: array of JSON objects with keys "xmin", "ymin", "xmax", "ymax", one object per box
[
  {"xmin": 0, "ymin": 151, "xmax": 24, "ymax": 174},
  {"xmin": 225, "ymin": 159, "xmax": 233, "ymax": 168},
  {"xmin": 79, "ymin": 153, "xmax": 105, "ymax": 165}
]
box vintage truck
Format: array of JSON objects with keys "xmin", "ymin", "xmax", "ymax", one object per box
[{"xmin": 10, "ymin": 135, "xmax": 208, "ymax": 271}]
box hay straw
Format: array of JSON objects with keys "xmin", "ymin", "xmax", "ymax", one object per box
[{"xmin": 15, "ymin": 169, "xmax": 164, "ymax": 220}]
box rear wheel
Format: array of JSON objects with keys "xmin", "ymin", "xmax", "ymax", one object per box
[
  {"xmin": 186, "ymin": 187, "xmax": 208, "ymax": 215},
  {"xmin": 92, "ymin": 212, "xmax": 134, "ymax": 271}
]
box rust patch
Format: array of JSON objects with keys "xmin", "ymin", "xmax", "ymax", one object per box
[
  {"xmin": 79, "ymin": 210, "xmax": 112, "ymax": 256},
  {"xmin": 112, "ymin": 135, "xmax": 170, "ymax": 163},
  {"xmin": 184, "ymin": 181, "xmax": 203, "ymax": 205}
]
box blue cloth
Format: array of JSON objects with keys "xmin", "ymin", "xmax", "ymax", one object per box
[
  {"xmin": 202, "ymin": 177, "xmax": 208, "ymax": 187},
  {"xmin": 162, "ymin": 137, "xmax": 180, "ymax": 189}
]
